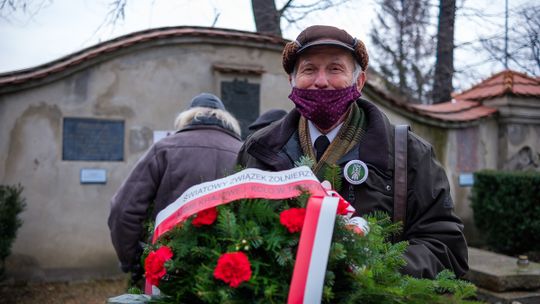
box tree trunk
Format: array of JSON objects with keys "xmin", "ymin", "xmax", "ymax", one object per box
[
  {"xmin": 432, "ymin": 0, "xmax": 456, "ymax": 104},
  {"xmin": 251, "ymin": 0, "xmax": 282, "ymax": 36}
]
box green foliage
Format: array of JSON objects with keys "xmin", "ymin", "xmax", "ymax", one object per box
[
  {"xmin": 0, "ymin": 184, "xmax": 26, "ymax": 277},
  {"xmin": 294, "ymin": 155, "xmax": 315, "ymax": 169},
  {"xmin": 142, "ymin": 202, "xmax": 155, "ymax": 242},
  {"xmin": 127, "ymin": 287, "xmax": 143, "ymax": 294},
  {"xmin": 471, "ymin": 170, "xmax": 540, "ymax": 255},
  {"xmin": 146, "ymin": 199, "xmax": 477, "ymax": 303},
  {"xmin": 323, "ymin": 164, "xmax": 342, "ymax": 192}
]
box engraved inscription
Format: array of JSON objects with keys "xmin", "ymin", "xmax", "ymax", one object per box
[
  {"xmin": 221, "ymin": 79, "xmax": 260, "ymax": 139},
  {"xmin": 63, "ymin": 118, "xmax": 124, "ymax": 161}
]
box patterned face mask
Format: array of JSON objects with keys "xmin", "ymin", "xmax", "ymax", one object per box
[{"xmin": 289, "ymin": 85, "xmax": 361, "ymax": 131}]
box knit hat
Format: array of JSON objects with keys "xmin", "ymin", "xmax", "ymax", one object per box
[
  {"xmin": 248, "ymin": 109, "xmax": 287, "ymax": 131},
  {"xmin": 282, "ymin": 25, "xmax": 369, "ymax": 74},
  {"xmin": 188, "ymin": 93, "xmax": 225, "ymax": 110}
]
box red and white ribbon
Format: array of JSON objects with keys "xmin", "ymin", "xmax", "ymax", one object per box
[
  {"xmin": 148, "ymin": 166, "xmax": 350, "ymax": 300},
  {"xmin": 153, "ymin": 166, "xmax": 326, "ymax": 243},
  {"xmin": 287, "ymin": 196, "xmax": 339, "ymax": 304}
]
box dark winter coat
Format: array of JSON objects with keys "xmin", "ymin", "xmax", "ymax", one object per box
[
  {"xmin": 108, "ymin": 124, "xmax": 242, "ymax": 272},
  {"xmin": 237, "ymin": 98, "xmax": 469, "ymax": 279}
]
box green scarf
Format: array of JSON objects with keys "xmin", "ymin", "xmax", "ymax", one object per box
[{"xmin": 298, "ymin": 103, "xmax": 366, "ymax": 176}]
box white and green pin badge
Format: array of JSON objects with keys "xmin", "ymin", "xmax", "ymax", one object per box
[{"xmin": 343, "ymin": 160, "xmax": 369, "ymax": 185}]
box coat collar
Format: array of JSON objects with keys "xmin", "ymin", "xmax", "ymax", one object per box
[
  {"xmin": 246, "ymin": 98, "xmax": 393, "ymax": 174},
  {"xmin": 177, "ymin": 124, "xmax": 241, "ymax": 141}
]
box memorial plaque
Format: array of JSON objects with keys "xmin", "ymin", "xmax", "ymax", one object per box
[
  {"xmin": 63, "ymin": 118, "xmax": 124, "ymax": 161},
  {"xmin": 221, "ymin": 79, "xmax": 260, "ymax": 139},
  {"xmin": 153, "ymin": 130, "xmax": 174, "ymax": 143},
  {"xmin": 459, "ymin": 173, "xmax": 475, "ymax": 187},
  {"xmin": 80, "ymin": 168, "xmax": 107, "ymax": 184}
]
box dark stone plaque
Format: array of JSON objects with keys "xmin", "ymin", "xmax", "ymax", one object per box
[
  {"xmin": 221, "ymin": 79, "xmax": 260, "ymax": 139},
  {"xmin": 63, "ymin": 118, "xmax": 124, "ymax": 161}
]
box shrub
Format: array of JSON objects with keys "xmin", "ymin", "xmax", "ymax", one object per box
[
  {"xmin": 0, "ymin": 184, "xmax": 26, "ymax": 277},
  {"xmin": 471, "ymin": 170, "xmax": 540, "ymax": 255}
]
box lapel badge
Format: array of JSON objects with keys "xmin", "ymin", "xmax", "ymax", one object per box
[{"xmin": 344, "ymin": 160, "xmax": 369, "ymax": 185}]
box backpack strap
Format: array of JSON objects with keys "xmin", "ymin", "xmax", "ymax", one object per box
[{"xmin": 393, "ymin": 125, "xmax": 409, "ymax": 241}]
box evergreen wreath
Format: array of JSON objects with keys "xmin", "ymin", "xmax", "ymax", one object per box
[{"xmin": 141, "ymin": 165, "xmax": 478, "ymax": 303}]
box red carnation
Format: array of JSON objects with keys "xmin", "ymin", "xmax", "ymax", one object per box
[
  {"xmin": 213, "ymin": 252, "xmax": 252, "ymax": 288},
  {"xmin": 144, "ymin": 246, "xmax": 173, "ymax": 286},
  {"xmin": 279, "ymin": 208, "xmax": 306, "ymax": 233},
  {"xmin": 192, "ymin": 207, "xmax": 218, "ymax": 227}
]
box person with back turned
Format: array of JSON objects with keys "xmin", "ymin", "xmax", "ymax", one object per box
[{"xmin": 109, "ymin": 93, "xmax": 243, "ymax": 283}]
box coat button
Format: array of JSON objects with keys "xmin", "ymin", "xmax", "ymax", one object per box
[{"xmin": 386, "ymin": 185, "xmax": 391, "ymax": 191}]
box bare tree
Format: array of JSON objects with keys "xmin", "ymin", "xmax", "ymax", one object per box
[
  {"xmin": 522, "ymin": 5, "xmax": 540, "ymax": 73},
  {"xmin": 2, "ymin": 0, "xmax": 352, "ymax": 38},
  {"xmin": 432, "ymin": 0, "xmax": 456, "ymax": 104},
  {"xmin": 0, "ymin": 0, "xmax": 50, "ymax": 20},
  {"xmin": 452, "ymin": 2, "xmax": 539, "ymax": 90},
  {"xmin": 60, "ymin": 0, "xmax": 354, "ymax": 38},
  {"xmin": 251, "ymin": 0, "xmax": 353, "ymax": 37},
  {"xmin": 104, "ymin": 0, "xmax": 127, "ymax": 27},
  {"xmin": 370, "ymin": 0, "xmax": 435, "ymax": 103},
  {"xmin": 84, "ymin": 0, "xmax": 354, "ymax": 36},
  {"xmin": 251, "ymin": 0, "xmax": 281, "ymax": 36},
  {"xmin": 478, "ymin": 4, "xmax": 540, "ymax": 75}
]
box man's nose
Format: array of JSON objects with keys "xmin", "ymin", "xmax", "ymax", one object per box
[{"xmin": 314, "ymin": 70, "xmax": 329, "ymax": 89}]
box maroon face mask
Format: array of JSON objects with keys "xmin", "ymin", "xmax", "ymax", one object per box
[{"xmin": 289, "ymin": 85, "xmax": 361, "ymax": 131}]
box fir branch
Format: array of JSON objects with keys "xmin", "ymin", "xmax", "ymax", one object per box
[
  {"xmin": 292, "ymin": 192, "xmax": 310, "ymax": 208},
  {"xmin": 215, "ymin": 207, "xmax": 238, "ymax": 239},
  {"xmin": 294, "ymin": 155, "xmax": 315, "ymax": 169},
  {"xmin": 263, "ymin": 284, "xmax": 279, "ymax": 300},
  {"xmin": 329, "ymin": 242, "xmax": 347, "ymax": 261},
  {"xmin": 275, "ymin": 247, "xmax": 293, "ymax": 266},
  {"xmin": 323, "ymin": 164, "xmax": 343, "ymax": 192},
  {"xmin": 322, "ymin": 284, "xmax": 335, "ymax": 302},
  {"xmin": 237, "ymin": 199, "xmax": 278, "ymax": 224},
  {"xmin": 264, "ymin": 229, "xmax": 287, "ymax": 252}
]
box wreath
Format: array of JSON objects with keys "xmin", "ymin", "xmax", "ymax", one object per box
[{"xmin": 140, "ymin": 165, "xmax": 477, "ymax": 303}]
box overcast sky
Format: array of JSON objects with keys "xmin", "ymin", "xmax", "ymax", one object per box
[
  {"xmin": 0, "ymin": 0, "xmax": 533, "ymax": 89},
  {"xmin": 0, "ymin": 0, "xmax": 378, "ymax": 71}
]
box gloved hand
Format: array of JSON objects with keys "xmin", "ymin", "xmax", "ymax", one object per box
[
  {"xmin": 129, "ymin": 263, "xmax": 145, "ymax": 289},
  {"xmin": 129, "ymin": 244, "xmax": 145, "ymax": 289}
]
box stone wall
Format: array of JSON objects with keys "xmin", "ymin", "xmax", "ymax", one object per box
[
  {"xmin": 0, "ymin": 35, "xmax": 291, "ymax": 281},
  {"xmin": 367, "ymin": 87, "xmax": 503, "ymax": 246}
]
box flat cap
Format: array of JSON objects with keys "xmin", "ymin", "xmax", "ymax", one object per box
[
  {"xmin": 282, "ymin": 25, "xmax": 369, "ymax": 74},
  {"xmin": 188, "ymin": 93, "xmax": 225, "ymax": 110}
]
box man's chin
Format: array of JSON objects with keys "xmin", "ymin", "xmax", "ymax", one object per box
[{"xmin": 313, "ymin": 115, "xmax": 348, "ymax": 134}]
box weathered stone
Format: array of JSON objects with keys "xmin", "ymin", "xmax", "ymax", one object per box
[
  {"xmin": 107, "ymin": 294, "xmax": 151, "ymax": 304},
  {"xmin": 476, "ymin": 287, "xmax": 540, "ymax": 304},
  {"xmin": 129, "ymin": 126, "xmax": 153, "ymax": 153},
  {"xmin": 465, "ymin": 247, "xmax": 540, "ymax": 292}
]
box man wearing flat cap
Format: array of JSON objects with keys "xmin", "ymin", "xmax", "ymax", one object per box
[
  {"xmin": 238, "ymin": 25, "xmax": 468, "ymax": 279},
  {"xmin": 109, "ymin": 93, "xmax": 242, "ymax": 285}
]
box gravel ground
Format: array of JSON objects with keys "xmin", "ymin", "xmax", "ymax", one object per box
[{"xmin": 0, "ymin": 277, "xmax": 129, "ymax": 304}]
